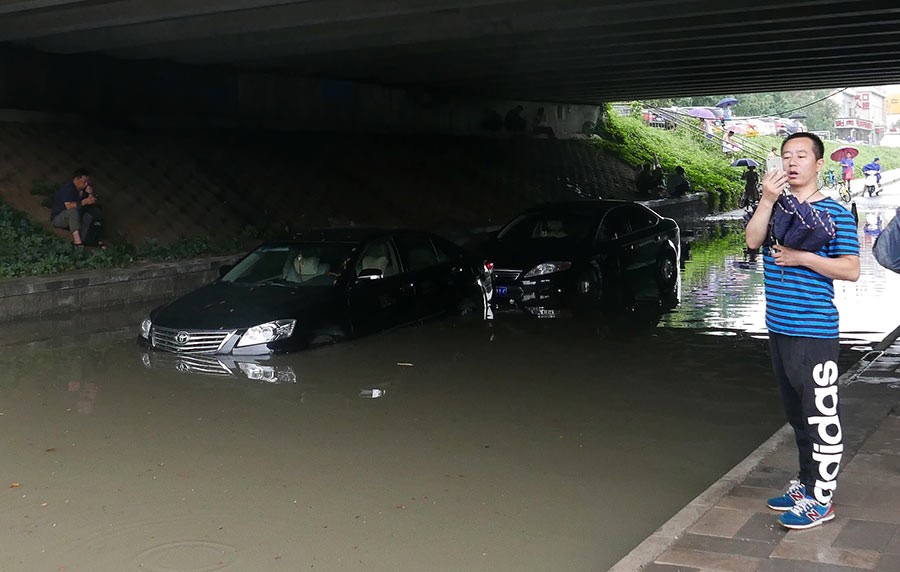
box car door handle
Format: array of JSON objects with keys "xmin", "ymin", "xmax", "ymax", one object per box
[{"xmin": 400, "ymin": 283, "xmax": 415, "ymax": 293}]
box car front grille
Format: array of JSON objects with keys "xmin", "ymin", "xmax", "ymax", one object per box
[
  {"xmin": 151, "ymin": 326, "xmax": 234, "ymax": 354},
  {"xmin": 493, "ymin": 268, "xmax": 522, "ymax": 282}
]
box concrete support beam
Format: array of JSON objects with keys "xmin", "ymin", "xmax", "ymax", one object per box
[{"xmin": 0, "ymin": 0, "xmax": 898, "ymax": 106}]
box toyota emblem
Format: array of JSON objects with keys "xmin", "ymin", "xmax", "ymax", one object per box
[{"xmin": 175, "ymin": 331, "xmax": 191, "ymax": 345}]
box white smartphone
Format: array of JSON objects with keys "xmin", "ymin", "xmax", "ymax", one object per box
[{"xmin": 766, "ymin": 155, "xmax": 782, "ymax": 173}]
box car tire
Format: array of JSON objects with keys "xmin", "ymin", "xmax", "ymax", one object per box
[
  {"xmin": 656, "ymin": 253, "xmax": 678, "ymax": 293},
  {"xmin": 576, "ymin": 267, "xmax": 604, "ymax": 303}
]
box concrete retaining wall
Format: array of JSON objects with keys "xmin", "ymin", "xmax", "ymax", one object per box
[
  {"xmin": 640, "ymin": 192, "xmax": 710, "ymax": 223},
  {"xmin": 0, "ymin": 254, "xmax": 238, "ymax": 322}
]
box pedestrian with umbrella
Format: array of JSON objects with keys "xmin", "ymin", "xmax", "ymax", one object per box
[
  {"xmin": 732, "ymin": 158, "xmax": 761, "ymax": 207},
  {"xmin": 716, "ymin": 97, "xmax": 739, "ymax": 125},
  {"xmin": 744, "ymin": 132, "xmax": 860, "ymax": 531},
  {"xmin": 836, "ymin": 148, "xmax": 857, "ymax": 183},
  {"xmin": 740, "ymin": 163, "xmax": 760, "ymax": 208}
]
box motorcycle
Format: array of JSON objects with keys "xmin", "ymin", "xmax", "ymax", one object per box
[{"xmin": 863, "ymin": 169, "xmax": 882, "ymax": 197}]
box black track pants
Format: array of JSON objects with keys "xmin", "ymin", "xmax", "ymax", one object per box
[{"xmin": 768, "ymin": 333, "xmax": 842, "ymax": 505}]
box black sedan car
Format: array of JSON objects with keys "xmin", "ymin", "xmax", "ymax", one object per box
[
  {"xmin": 485, "ymin": 200, "xmax": 680, "ymax": 317},
  {"xmin": 140, "ymin": 228, "xmax": 492, "ymax": 355}
]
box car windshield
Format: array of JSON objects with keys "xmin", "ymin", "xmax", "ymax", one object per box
[
  {"xmin": 221, "ymin": 242, "xmax": 359, "ymax": 287},
  {"xmin": 497, "ymin": 212, "xmax": 597, "ymax": 243}
]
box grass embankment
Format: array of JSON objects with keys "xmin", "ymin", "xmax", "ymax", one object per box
[
  {"xmin": 592, "ymin": 109, "xmax": 744, "ymax": 210},
  {"xmin": 0, "ymin": 203, "xmax": 253, "ymax": 278},
  {"xmin": 592, "ymin": 106, "xmax": 900, "ymax": 210}
]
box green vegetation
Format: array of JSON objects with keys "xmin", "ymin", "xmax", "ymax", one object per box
[
  {"xmin": 593, "ymin": 103, "xmax": 744, "ymax": 209},
  {"xmin": 593, "ymin": 102, "xmax": 900, "ymax": 211},
  {"xmin": 0, "ymin": 202, "xmax": 256, "ymax": 278}
]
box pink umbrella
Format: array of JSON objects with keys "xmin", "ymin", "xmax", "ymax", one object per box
[
  {"xmin": 687, "ymin": 107, "xmax": 716, "ymax": 120},
  {"xmin": 830, "ymin": 147, "xmax": 859, "ymax": 161}
]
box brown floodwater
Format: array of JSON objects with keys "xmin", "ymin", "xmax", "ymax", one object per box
[{"xmin": 1, "ymin": 192, "xmax": 897, "ymax": 572}]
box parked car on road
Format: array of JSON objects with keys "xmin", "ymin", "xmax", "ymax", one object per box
[
  {"xmin": 483, "ymin": 201, "xmax": 680, "ymax": 318},
  {"xmin": 139, "ymin": 228, "xmax": 492, "ymax": 355}
]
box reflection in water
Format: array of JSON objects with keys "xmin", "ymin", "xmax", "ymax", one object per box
[
  {"xmin": 141, "ymin": 351, "xmax": 297, "ymax": 384},
  {"xmin": 68, "ymin": 380, "xmax": 99, "ymax": 414},
  {"xmin": 666, "ymin": 215, "xmax": 900, "ymax": 344}
]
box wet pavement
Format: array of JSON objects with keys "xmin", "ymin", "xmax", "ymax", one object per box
[
  {"xmin": 613, "ymin": 334, "xmax": 900, "ymax": 572},
  {"xmin": 1, "ymin": 189, "xmax": 899, "ymax": 572}
]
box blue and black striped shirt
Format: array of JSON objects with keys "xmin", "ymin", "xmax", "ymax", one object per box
[{"xmin": 763, "ymin": 197, "xmax": 859, "ymax": 339}]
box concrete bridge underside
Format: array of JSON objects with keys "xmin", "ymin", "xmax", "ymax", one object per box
[{"xmin": 1, "ymin": 0, "xmax": 898, "ymax": 104}]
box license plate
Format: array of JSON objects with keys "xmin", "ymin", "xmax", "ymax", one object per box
[{"xmin": 496, "ymin": 286, "xmax": 508, "ymax": 297}]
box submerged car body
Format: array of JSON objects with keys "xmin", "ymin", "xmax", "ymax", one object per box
[
  {"xmin": 140, "ymin": 228, "xmax": 492, "ymax": 355},
  {"xmin": 485, "ymin": 200, "xmax": 680, "ymax": 317}
]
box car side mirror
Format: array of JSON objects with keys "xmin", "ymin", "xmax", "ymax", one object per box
[
  {"xmin": 357, "ymin": 268, "xmax": 384, "ymax": 281},
  {"xmin": 218, "ymin": 264, "xmax": 234, "ymax": 278}
]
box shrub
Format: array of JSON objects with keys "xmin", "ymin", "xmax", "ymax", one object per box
[
  {"xmin": 0, "ymin": 201, "xmax": 251, "ymax": 278},
  {"xmin": 593, "ymin": 104, "xmax": 744, "ymax": 210}
]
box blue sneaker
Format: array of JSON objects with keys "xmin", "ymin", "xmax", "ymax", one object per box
[
  {"xmin": 766, "ymin": 480, "xmax": 806, "ymax": 511},
  {"xmin": 778, "ymin": 495, "xmax": 835, "ymax": 530}
]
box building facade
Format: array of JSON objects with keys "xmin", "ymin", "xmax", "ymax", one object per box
[{"xmin": 830, "ymin": 87, "xmax": 886, "ymax": 144}]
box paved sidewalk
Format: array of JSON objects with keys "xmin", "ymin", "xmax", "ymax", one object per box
[{"xmin": 611, "ymin": 331, "xmax": 900, "ymax": 572}]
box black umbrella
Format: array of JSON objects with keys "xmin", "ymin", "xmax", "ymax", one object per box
[{"xmin": 789, "ymin": 112, "xmax": 807, "ymax": 119}]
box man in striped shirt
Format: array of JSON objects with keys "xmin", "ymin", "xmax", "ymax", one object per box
[{"xmin": 745, "ymin": 132, "xmax": 860, "ymax": 530}]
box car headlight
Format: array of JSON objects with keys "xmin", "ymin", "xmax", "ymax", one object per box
[
  {"xmin": 236, "ymin": 319, "xmax": 296, "ymax": 347},
  {"xmin": 523, "ymin": 261, "xmax": 572, "ymax": 278},
  {"xmin": 140, "ymin": 318, "xmax": 152, "ymax": 339}
]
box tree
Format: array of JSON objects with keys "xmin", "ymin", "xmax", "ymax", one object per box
[{"xmin": 643, "ymin": 90, "xmax": 839, "ymax": 131}]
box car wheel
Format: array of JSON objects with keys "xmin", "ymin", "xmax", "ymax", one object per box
[
  {"xmin": 576, "ymin": 267, "xmax": 604, "ymax": 302},
  {"xmin": 657, "ymin": 254, "xmax": 678, "ymax": 293}
]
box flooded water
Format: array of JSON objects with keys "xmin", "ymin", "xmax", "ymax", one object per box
[
  {"xmin": 1, "ymin": 187, "xmax": 898, "ymax": 572},
  {"xmin": 670, "ymin": 188, "xmax": 900, "ymax": 347}
]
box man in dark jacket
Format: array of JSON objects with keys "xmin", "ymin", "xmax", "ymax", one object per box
[{"xmin": 51, "ymin": 168, "xmax": 96, "ymax": 246}]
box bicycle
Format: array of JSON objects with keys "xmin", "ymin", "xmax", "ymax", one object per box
[
  {"xmin": 821, "ymin": 168, "xmax": 838, "ymax": 191},
  {"xmin": 837, "ymin": 178, "xmax": 852, "ymax": 203}
]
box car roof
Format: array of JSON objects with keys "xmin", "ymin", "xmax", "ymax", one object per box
[
  {"xmin": 519, "ymin": 200, "xmax": 648, "ymax": 217},
  {"xmin": 276, "ymin": 226, "xmax": 448, "ymax": 245},
  {"xmin": 285, "ymin": 227, "xmax": 397, "ymax": 243}
]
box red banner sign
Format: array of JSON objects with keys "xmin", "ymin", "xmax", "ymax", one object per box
[{"xmin": 834, "ymin": 117, "xmax": 874, "ymax": 130}]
